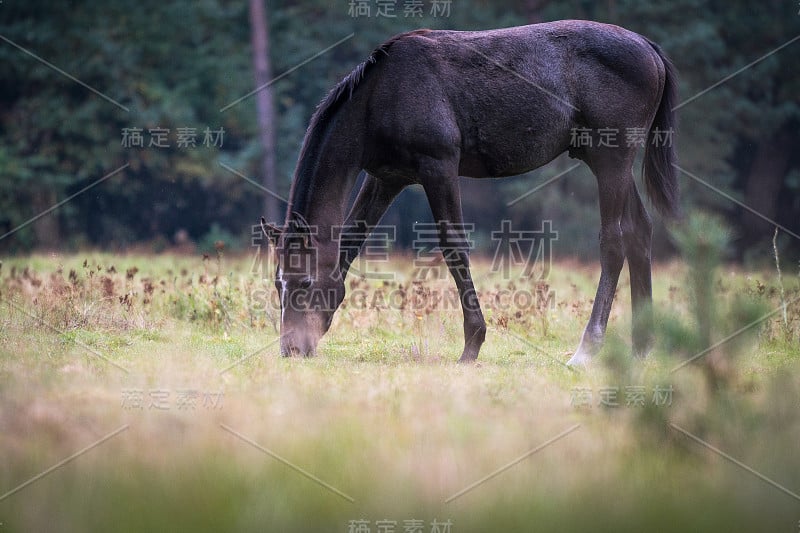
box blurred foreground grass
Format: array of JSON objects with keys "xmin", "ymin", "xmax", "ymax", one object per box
[{"xmin": 0, "ymin": 244, "xmax": 798, "ymax": 532}]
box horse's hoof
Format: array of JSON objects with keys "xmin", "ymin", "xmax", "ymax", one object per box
[
  {"xmin": 566, "ymin": 351, "xmax": 592, "ymax": 367},
  {"xmin": 632, "ymin": 343, "xmax": 653, "ymax": 360}
]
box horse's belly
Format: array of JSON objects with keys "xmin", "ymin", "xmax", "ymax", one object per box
[{"xmin": 459, "ymin": 133, "xmax": 568, "ymax": 178}]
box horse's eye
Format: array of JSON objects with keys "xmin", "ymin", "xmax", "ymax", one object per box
[{"xmin": 300, "ymin": 278, "xmax": 313, "ymax": 289}]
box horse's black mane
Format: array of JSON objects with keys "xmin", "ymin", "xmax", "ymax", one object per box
[
  {"xmin": 287, "ymin": 30, "xmax": 430, "ymax": 221},
  {"xmin": 304, "ymin": 30, "xmax": 430, "ymax": 138}
]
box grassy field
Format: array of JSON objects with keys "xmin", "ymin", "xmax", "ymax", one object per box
[{"xmin": 0, "ymin": 245, "xmax": 798, "ymax": 532}]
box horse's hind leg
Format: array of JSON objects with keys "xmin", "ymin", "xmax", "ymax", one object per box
[
  {"xmin": 567, "ymin": 151, "xmax": 632, "ymax": 366},
  {"xmin": 622, "ymin": 182, "xmax": 654, "ymax": 358}
]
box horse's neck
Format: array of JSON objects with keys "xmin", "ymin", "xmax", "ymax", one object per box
[{"xmin": 287, "ymin": 111, "xmax": 362, "ymax": 238}]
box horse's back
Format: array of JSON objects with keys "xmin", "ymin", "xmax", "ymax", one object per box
[{"xmin": 363, "ymin": 21, "xmax": 664, "ymax": 178}]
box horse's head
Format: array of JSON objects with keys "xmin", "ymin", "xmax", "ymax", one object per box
[{"xmin": 261, "ymin": 216, "xmax": 345, "ymax": 356}]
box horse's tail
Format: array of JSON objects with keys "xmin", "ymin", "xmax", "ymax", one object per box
[{"xmin": 643, "ymin": 40, "xmax": 680, "ymax": 219}]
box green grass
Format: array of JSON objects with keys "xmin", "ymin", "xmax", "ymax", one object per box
[{"xmin": 0, "ymin": 251, "xmax": 798, "ymax": 532}]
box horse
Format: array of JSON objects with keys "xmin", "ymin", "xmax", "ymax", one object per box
[{"xmin": 260, "ymin": 20, "xmax": 678, "ymax": 365}]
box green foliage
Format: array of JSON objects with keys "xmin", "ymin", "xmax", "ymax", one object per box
[
  {"xmin": 0, "ymin": 1, "xmax": 797, "ymax": 257},
  {"xmin": 660, "ymin": 213, "xmax": 768, "ymax": 367},
  {"xmin": 197, "ymin": 222, "xmax": 246, "ymax": 254}
]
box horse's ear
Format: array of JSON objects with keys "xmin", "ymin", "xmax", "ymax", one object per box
[
  {"xmin": 291, "ymin": 212, "xmax": 311, "ymax": 234},
  {"xmin": 289, "ymin": 212, "xmax": 315, "ymax": 247},
  {"xmin": 260, "ymin": 217, "xmax": 282, "ymax": 246}
]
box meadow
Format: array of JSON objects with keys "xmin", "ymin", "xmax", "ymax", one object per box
[{"xmin": 0, "ymin": 236, "xmax": 798, "ymax": 532}]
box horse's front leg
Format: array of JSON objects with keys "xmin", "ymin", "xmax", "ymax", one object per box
[
  {"xmin": 422, "ymin": 176, "xmax": 487, "ymax": 362},
  {"xmin": 338, "ymin": 173, "xmax": 404, "ymax": 279}
]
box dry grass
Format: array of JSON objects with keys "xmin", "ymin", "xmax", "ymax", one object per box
[{"xmin": 0, "ymin": 251, "xmax": 798, "ymax": 532}]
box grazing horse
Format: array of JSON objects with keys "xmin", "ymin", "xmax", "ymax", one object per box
[{"xmin": 261, "ymin": 20, "xmax": 678, "ymax": 365}]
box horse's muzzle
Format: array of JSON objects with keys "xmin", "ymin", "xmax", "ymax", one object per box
[{"xmin": 280, "ymin": 331, "xmax": 318, "ymax": 357}]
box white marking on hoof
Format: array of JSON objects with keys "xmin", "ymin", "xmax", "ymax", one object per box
[{"xmin": 566, "ymin": 350, "xmax": 592, "ymax": 367}]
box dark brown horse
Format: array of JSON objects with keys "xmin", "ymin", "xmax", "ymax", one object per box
[{"xmin": 261, "ymin": 20, "xmax": 678, "ymax": 365}]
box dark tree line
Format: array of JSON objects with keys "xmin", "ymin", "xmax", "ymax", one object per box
[{"xmin": 1, "ymin": 0, "xmax": 798, "ymax": 262}]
